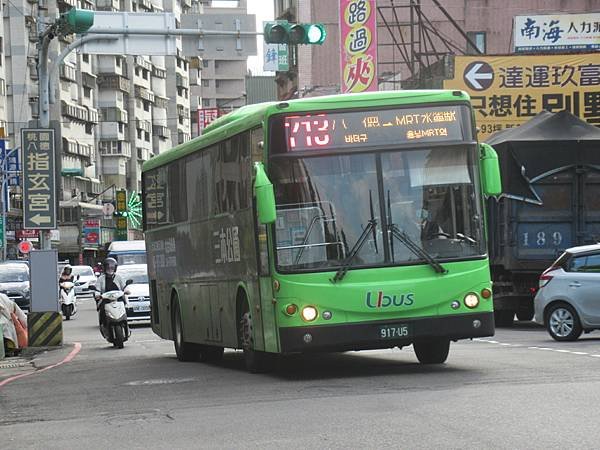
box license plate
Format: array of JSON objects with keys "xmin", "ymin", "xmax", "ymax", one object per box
[
  {"xmin": 134, "ymin": 305, "xmax": 150, "ymax": 312},
  {"xmin": 378, "ymin": 324, "xmax": 411, "ymax": 339}
]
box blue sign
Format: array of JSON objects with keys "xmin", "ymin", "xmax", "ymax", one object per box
[{"xmin": 0, "ymin": 142, "xmax": 21, "ymax": 186}]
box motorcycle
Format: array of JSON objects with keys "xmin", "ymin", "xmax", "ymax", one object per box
[
  {"xmin": 92, "ymin": 287, "xmax": 131, "ymax": 349},
  {"xmin": 59, "ymin": 280, "xmax": 78, "ymax": 320}
]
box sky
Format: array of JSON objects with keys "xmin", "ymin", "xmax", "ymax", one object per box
[{"xmin": 211, "ymin": 0, "xmax": 275, "ymax": 75}]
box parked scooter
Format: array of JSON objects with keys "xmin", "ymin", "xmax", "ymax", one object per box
[
  {"xmin": 92, "ymin": 287, "xmax": 130, "ymax": 349},
  {"xmin": 59, "ymin": 280, "xmax": 78, "ymax": 320}
]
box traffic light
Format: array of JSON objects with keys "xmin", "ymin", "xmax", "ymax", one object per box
[
  {"xmin": 263, "ymin": 21, "xmax": 327, "ymax": 45},
  {"xmin": 57, "ymin": 8, "xmax": 94, "ymax": 35}
]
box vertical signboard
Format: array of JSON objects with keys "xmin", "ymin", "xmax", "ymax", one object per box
[
  {"xmin": 514, "ymin": 13, "xmax": 600, "ymax": 53},
  {"xmin": 22, "ymin": 129, "xmax": 56, "ymax": 229},
  {"xmin": 340, "ymin": 0, "xmax": 378, "ymax": 93},
  {"xmin": 263, "ymin": 42, "xmax": 289, "ymax": 72},
  {"xmin": 197, "ymin": 108, "xmax": 221, "ymax": 135},
  {"xmin": 443, "ymin": 54, "xmax": 600, "ymax": 140},
  {"xmin": 0, "ymin": 215, "xmax": 3, "ymax": 249},
  {"xmin": 115, "ymin": 189, "xmax": 128, "ymax": 241},
  {"xmin": 83, "ymin": 218, "xmax": 101, "ymax": 245}
]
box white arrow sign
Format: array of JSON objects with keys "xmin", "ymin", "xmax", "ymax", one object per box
[
  {"xmin": 30, "ymin": 214, "xmax": 52, "ymax": 225},
  {"xmin": 465, "ymin": 63, "xmax": 493, "ymax": 90}
]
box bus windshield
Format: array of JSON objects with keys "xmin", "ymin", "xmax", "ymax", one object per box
[{"xmin": 270, "ymin": 146, "xmax": 484, "ymax": 272}]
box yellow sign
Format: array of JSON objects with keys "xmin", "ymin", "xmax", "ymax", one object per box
[{"xmin": 443, "ymin": 54, "xmax": 600, "ymax": 140}]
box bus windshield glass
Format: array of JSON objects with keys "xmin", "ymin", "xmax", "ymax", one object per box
[{"xmin": 270, "ymin": 146, "xmax": 484, "ymax": 272}]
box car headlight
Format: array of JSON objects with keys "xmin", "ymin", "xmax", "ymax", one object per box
[
  {"xmin": 23, "ymin": 287, "xmax": 30, "ymax": 296},
  {"xmin": 464, "ymin": 293, "xmax": 479, "ymax": 309}
]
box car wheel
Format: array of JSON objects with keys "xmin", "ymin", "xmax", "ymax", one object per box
[
  {"xmin": 547, "ymin": 303, "xmax": 582, "ymax": 341},
  {"xmin": 413, "ymin": 339, "xmax": 450, "ymax": 364},
  {"xmin": 516, "ymin": 303, "xmax": 534, "ymax": 321}
]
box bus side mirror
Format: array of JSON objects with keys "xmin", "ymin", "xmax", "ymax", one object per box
[
  {"xmin": 479, "ymin": 143, "xmax": 502, "ymax": 196},
  {"xmin": 254, "ymin": 162, "xmax": 277, "ymax": 224}
]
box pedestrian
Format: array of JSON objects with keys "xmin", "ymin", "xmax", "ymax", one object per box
[{"xmin": 0, "ymin": 292, "xmax": 28, "ymax": 356}]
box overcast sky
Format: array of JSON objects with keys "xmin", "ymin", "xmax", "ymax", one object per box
[{"xmin": 212, "ymin": 0, "xmax": 275, "ymax": 75}]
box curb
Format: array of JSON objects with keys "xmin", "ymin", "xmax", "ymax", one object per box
[{"xmin": 0, "ymin": 343, "xmax": 82, "ymax": 387}]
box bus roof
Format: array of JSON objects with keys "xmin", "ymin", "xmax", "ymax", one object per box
[{"xmin": 142, "ymin": 90, "xmax": 470, "ymax": 172}]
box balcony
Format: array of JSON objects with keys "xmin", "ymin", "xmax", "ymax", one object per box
[
  {"xmin": 99, "ymin": 140, "xmax": 132, "ymax": 158},
  {"xmin": 61, "ymin": 101, "xmax": 89, "ymax": 122},
  {"xmin": 134, "ymin": 85, "xmax": 155, "ymax": 103},
  {"xmin": 60, "ymin": 64, "xmax": 78, "ymax": 82},
  {"xmin": 154, "ymin": 96, "xmax": 168, "ymax": 109},
  {"xmin": 152, "ymin": 66, "xmax": 167, "ymax": 79},
  {"xmin": 136, "ymin": 119, "xmax": 152, "ymax": 133},
  {"xmin": 135, "ymin": 56, "xmax": 153, "ymax": 72},
  {"xmin": 97, "ymin": 74, "xmax": 129, "ymax": 92},
  {"xmin": 153, "ymin": 125, "xmax": 169, "ymax": 138},
  {"xmin": 95, "ymin": 0, "xmax": 119, "ymax": 10},
  {"xmin": 100, "ymin": 107, "xmax": 128, "ymax": 123},
  {"xmin": 82, "ymin": 72, "xmax": 96, "ymax": 88},
  {"xmin": 176, "ymin": 73, "xmax": 189, "ymax": 89}
]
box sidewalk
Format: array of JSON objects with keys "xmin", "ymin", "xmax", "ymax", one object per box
[{"xmin": 0, "ymin": 344, "xmax": 77, "ymax": 385}]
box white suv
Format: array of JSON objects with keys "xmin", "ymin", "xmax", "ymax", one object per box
[{"xmin": 534, "ymin": 243, "xmax": 600, "ymax": 341}]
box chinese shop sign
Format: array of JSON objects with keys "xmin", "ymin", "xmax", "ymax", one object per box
[
  {"xmin": 515, "ymin": 13, "xmax": 600, "ymax": 53},
  {"xmin": 340, "ymin": 0, "xmax": 378, "ymax": 93},
  {"xmin": 443, "ymin": 54, "xmax": 600, "ymax": 140},
  {"xmin": 22, "ymin": 129, "xmax": 56, "ymax": 229}
]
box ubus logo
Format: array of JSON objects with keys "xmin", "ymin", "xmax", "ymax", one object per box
[{"xmin": 366, "ymin": 291, "xmax": 415, "ymax": 308}]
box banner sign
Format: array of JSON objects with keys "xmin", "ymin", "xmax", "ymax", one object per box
[
  {"xmin": 515, "ymin": 13, "xmax": 600, "ymax": 53},
  {"xmin": 115, "ymin": 190, "xmax": 128, "ymax": 241},
  {"xmin": 340, "ymin": 0, "xmax": 378, "ymax": 93},
  {"xmin": 443, "ymin": 54, "xmax": 600, "ymax": 140},
  {"xmin": 83, "ymin": 218, "xmax": 101, "ymax": 245},
  {"xmin": 197, "ymin": 108, "xmax": 221, "ymax": 135},
  {"xmin": 22, "ymin": 129, "xmax": 56, "ymax": 229}
]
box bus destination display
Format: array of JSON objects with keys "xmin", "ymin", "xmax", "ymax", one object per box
[{"xmin": 283, "ymin": 105, "xmax": 464, "ymax": 152}]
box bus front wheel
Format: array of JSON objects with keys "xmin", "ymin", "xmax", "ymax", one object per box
[
  {"xmin": 413, "ymin": 339, "xmax": 450, "ymax": 364},
  {"xmin": 172, "ymin": 299, "xmax": 197, "ymax": 362},
  {"xmin": 240, "ymin": 309, "xmax": 272, "ymax": 373}
]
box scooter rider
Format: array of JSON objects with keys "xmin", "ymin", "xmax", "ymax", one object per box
[
  {"xmin": 95, "ymin": 258, "xmax": 127, "ymax": 326},
  {"xmin": 59, "ymin": 265, "xmax": 75, "ymax": 283}
]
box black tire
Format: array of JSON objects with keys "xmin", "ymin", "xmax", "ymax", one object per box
[
  {"xmin": 240, "ymin": 309, "xmax": 272, "ymax": 373},
  {"xmin": 546, "ymin": 303, "xmax": 582, "ymax": 342},
  {"xmin": 413, "ymin": 339, "xmax": 450, "ymax": 364},
  {"xmin": 65, "ymin": 309, "xmax": 71, "ymax": 321},
  {"xmin": 494, "ymin": 310, "xmax": 515, "ymax": 327},
  {"xmin": 517, "ymin": 303, "xmax": 534, "ymax": 321},
  {"xmin": 172, "ymin": 299, "xmax": 198, "ymax": 361},
  {"xmin": 199, "ymin": 345, "xmax": 224, "ymax": 362},
  {"xmin": 113, "ymin": 325, "xmax": 125, "ymax": 349}
]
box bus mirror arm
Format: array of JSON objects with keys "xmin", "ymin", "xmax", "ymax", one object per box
[{"xmin": 254, "ymin": 162, "xmax": 277, "ymax": 224}]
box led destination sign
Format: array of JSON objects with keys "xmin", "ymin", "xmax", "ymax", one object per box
[{"xmin": 281, "ymin": 105, "xmax": 465, "ymax": 152}]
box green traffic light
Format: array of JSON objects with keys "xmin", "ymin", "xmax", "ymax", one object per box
[{"xmin": 305, "ymin": 23, "xmax": 327, "ymax": 45}]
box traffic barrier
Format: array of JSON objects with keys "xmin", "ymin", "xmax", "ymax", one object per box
[{"xmin": 27, "ymin": 312, "xmax": 63, "ymax": 347}]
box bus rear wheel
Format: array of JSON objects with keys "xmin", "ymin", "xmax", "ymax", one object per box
[
  {"xmin": 413, "ymin": 339, "xmax": 450, "ymax": 364},
  {"xmin": 240, "ymin": 309, "xmax": 272, "ymax": 373},
  {"xmin": 172, "ymin": 299, "xmax": 198, "ymax": 362}
]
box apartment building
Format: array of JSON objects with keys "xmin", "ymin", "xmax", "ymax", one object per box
[
  {"xmin": 190, "ymin": 0, "xmax": 252, "ymax": 137},
  {"xmin": 1, "ymin": 0, "xmax": 193, "ymax": 262}
]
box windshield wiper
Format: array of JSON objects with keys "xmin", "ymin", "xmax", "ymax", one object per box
[
  {"xmin": 388, "ymin": 224, "xmax": 448, "ymax": 274},
  {"xmin": 330, "ymin": 218, "xmax": 377, "ymax": 284}
]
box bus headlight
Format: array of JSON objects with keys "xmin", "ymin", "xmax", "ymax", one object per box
[
  {"xmin": 301, "ymin": 306, "xmax": 318, "ymax": 322},
  {"xmin": 464, "ymin": 293, "xmax": 479, "ymax": 309}
]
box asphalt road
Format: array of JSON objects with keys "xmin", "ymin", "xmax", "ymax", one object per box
[{"xmin": 2, "ymin": 299, "xmax": 600, "ymax": 449}]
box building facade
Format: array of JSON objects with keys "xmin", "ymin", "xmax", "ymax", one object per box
[{"xmin": 274, "ymin": 0, "xmax": 600, "ymax": 97}]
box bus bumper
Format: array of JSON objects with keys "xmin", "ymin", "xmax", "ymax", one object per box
[{"xmin": 278, "ymin": 312, "xmax": 494, "ymax": 353}]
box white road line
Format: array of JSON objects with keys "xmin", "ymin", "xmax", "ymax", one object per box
[
  {"xmin": 571, "ymin": 352, "xmax": 588, "ymax": 355},
  {"xmin": 474, "ymin": 340, "xmax": 600, "ymax": 359}
]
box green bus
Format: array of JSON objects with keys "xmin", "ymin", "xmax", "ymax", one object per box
[{"xmin": 141, "ymin": 90, "xmax": 501, "ymax": 372}]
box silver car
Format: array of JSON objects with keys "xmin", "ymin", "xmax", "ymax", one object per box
[{"xmin": 534, "ymin": 243, "xmax": 600, "ymax": 341}]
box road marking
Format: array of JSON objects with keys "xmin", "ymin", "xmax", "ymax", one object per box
[
  {"xmin": 474, "ymin": 339, "xmax": 600, "ymax": 359},
  {"xmin": 0, "ymin": 342, "xmax": 82, "ymax": 388},
  {"xmin": 124, "ymin": 377, "xmax": 197, "ymax": 386}
]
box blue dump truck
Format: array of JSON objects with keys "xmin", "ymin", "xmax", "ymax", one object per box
[{"xmin": 486, "ymin": 111, "xmax": 600, "ymax": 326}]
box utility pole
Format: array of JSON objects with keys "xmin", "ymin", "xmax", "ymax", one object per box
[{"xmin": 37, "ymin": 0, "xmax": 51, "ymax": 250}]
